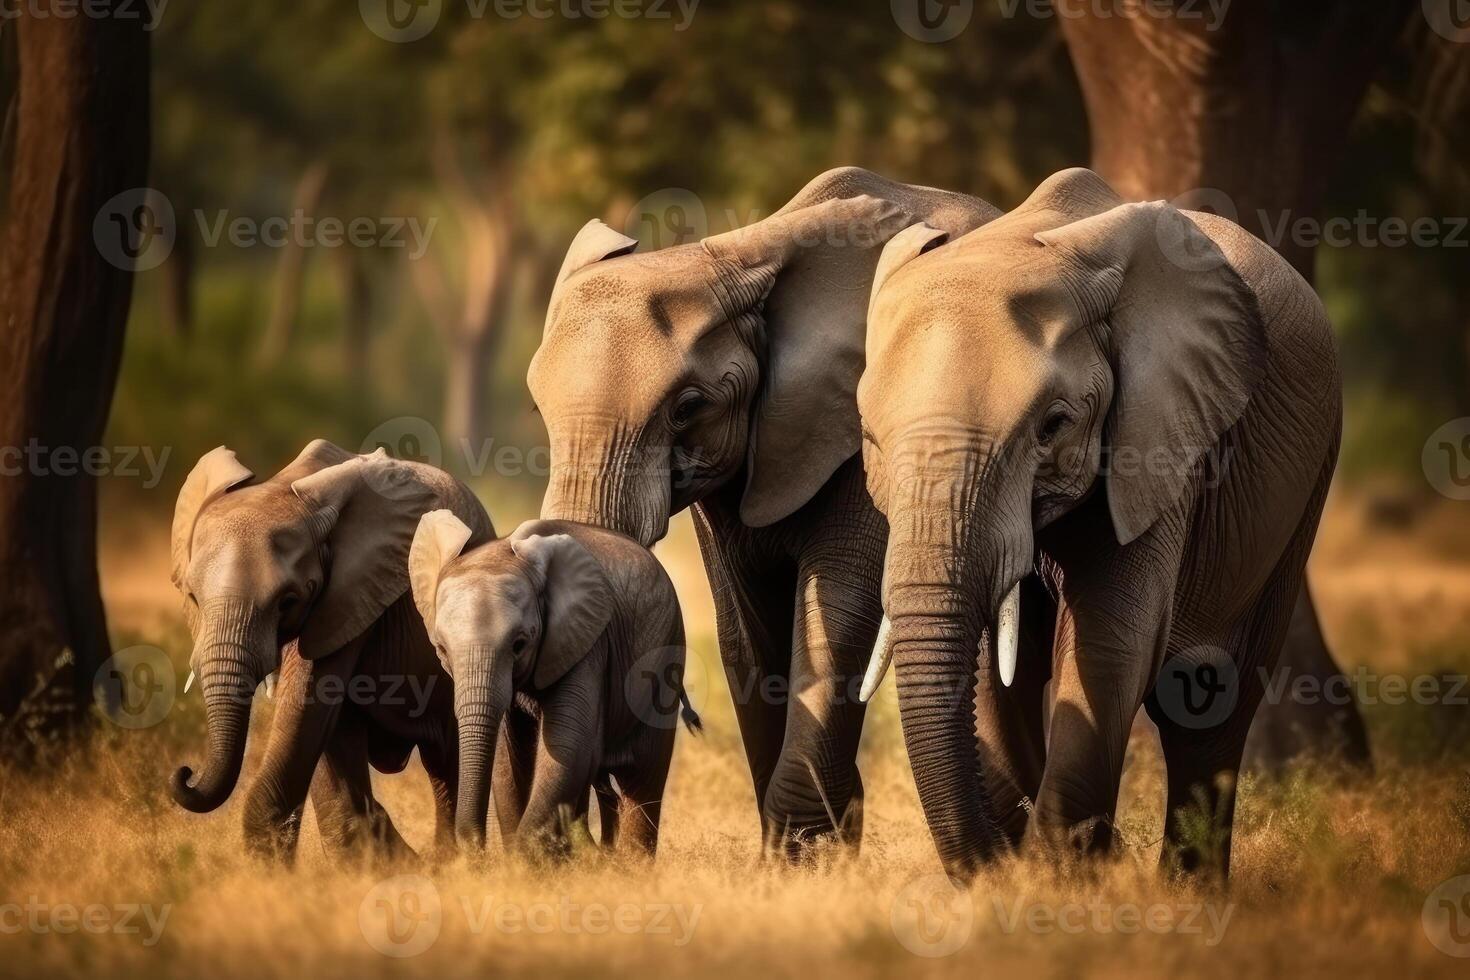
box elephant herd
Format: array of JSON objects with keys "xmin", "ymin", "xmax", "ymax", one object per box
[{"xmin": 168, "ymin": 166, "xmax": 1349, "ymax": 882}]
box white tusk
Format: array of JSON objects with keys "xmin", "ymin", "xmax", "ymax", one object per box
[
  {"xmin": 184, "ymin": 670, "xmax": 195, "ymax": 694},
  {"xmin": 996, "ymin": 581, "xmax": 1021, "ymax": 688},
  {"xmin": 263, "ymin": 673, "xmax": 277, "ymax": 699},
  {"xmin": 859, "ymin": 615, "xmax": 894, "ymax": 703}
]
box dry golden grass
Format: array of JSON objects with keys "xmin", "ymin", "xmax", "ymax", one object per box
[{"xmin": 4, "ymin": 495, "xmax": 1470, "ymax": 978}]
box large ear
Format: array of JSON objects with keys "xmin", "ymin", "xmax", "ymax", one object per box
[
  {"xmin": 547, "ymin": 219, "xmax": 639, "ymax": 314},
  {"xmin": 408, "ymin": 510, "xmax": 473, "ymax": 636},
  {"xmin": 170, "ymin": 447, "xmax": 253, "ymax": 588},
  {"xmin": 509, "ymin": 529, "xmax": 614, "ymax": 688},
  {"xmin": 869, "ymin": 222, "xmax": 949, "ymax": 314},
  {"xmin": 702, "ymin": 195, "xmax": 914, "ymax": 527},
  {"xmin": 1035, "ymin": 201, "xmax": 1267, "ymax": 545},
  {"xmin": 290, "ymin": 450, "xmax": 488, "ymax": 658}
]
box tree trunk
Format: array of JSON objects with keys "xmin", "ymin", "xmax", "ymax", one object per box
[
  {"xmin": 159, "ymin": 221, "xmax": 194, "ymax": 342},
  {"xmin": 0, "ymin": 5, "xmax": 151, "ymax": 759},
  {"xmin": 333, "ymin": 246, "xmax": 373, "ymax": 407},
  {"xmin": 1058, "ymin": 3, "xmax": 1416, "ymax": 769},
  {"xmin": 1060, "ymin": 1, "xmax": 1415, "ymax": 282},
  {"xmin": 256, "ymin": 160, "xmax": 329, "ymax": 365}
]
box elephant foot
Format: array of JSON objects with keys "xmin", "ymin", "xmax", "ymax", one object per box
[
  {"xmin": 242, "ymin": 805, "xmax": 303, "ymax": 864},
  {"xmin": 1027, "ymin": 811, "xmax": 1115, "ymax": 863}
]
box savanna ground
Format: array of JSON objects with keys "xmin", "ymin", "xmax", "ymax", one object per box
[{"xmin": 4, "ymin": 488, "xmax": 1470, "ymax": 979}]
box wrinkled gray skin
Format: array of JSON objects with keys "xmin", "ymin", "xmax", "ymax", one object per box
[
  {"xmin": 169, "ymin": 440, "xmax": 493, "ymax": 857},
  {"xmin": 858, "ymin": 169, "xmax": 1340, "ymax": 880},
  {"xmin": 410, "ymin": 515, "xmax": 693, "ymax": 855},
  {"xmin": 529, "ymin": 168, "xmax": 1001, "ymax": 856}
]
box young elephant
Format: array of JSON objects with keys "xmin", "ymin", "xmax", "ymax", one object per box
[
  {"xmin": 409, "ymin": 513, "xmax": 699, "ymax": 855},
  {"xmin": 169, "ymin": 440, "xmax": 493, "ymax": 857}
]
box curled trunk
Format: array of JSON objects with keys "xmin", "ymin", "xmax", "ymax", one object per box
[
  {"xmin": 454, "ymin": 648, "xmax": 513, "ymax": 849},
  {"xmin": 170, "ymin": 602, "xmax": 265, "ymax": 813}
]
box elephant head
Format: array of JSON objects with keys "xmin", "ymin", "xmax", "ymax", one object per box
[
  {"xmin": 409, "ymin": 512, "xmax": 613, "ymax": 848},
  {"xmin": 856, "ymin": 169, "xmax": 1267, "ymax": 877},
  {"xmin": 528, "ymin": 167, "xmax": 999, "ymax": 545},
  {"xmin": 168, "ymin": 440, "xmax": 489, "ymax": 813}
]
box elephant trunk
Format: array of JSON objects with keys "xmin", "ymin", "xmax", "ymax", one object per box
[
  {"xmin": 454, "ymin": 647, "xmax": 514, "ymax": 849},
  {"xmin": 880, "ymin": 439, "xmax": 1033, "ymax": 880},
  {"xmin": 542, "ymin": 422, "xmax": 670, "ymax": 547},
  {"xmin": 170, "ymin": 599, "xmax": 268, "ymax": 813},
  {"xmin": 888, "ymin": 579, "xmax": 1003, "ymax": 880}
]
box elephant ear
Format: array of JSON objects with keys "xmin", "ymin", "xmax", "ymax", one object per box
[
  {"xmin": 408, "ymin": 510, "xmax": 474, "ymax": 637},
  {"xmin": 702, "ymin": 195, "xmax": 914, "ymax": 527},
  {"xmin": 509, "ymin": 528, "xmax": 614, "ymax": 689},
  {"xmin": 868, "ymin": 222, "xmax": 950, "ymax": 315},
  {"xmin": 289, "ymin": 450, "xmax": 464, "ymax": 659},
  {"xmin": 547, "ymin": 219, "xmax": 639, "ymax": 315},
  {"xmin": 1036, "ymin": 201, "xmax": 1267, "ymax": 544},
  {"xmin": 171, "ymin": 447, "xmax": 254, "ymax": 589}
]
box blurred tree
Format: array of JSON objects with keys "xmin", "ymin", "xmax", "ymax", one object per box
[{"xmin": 0, "ymin": 8, "xmax": 150, "ymax": 758}]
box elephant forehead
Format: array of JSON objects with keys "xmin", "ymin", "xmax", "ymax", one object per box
[{"xmin": 435, "ymin": 569, "xmax": 536, "ymax": 634}]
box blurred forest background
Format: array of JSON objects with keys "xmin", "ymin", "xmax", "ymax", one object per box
[{"xmin": 23, "ymin": 2, "xmax": 1465, "ymax": 512}]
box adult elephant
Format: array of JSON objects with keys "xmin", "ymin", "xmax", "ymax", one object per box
[
  {"xmin": 169, "ymin": 440, "xmax": 493, "ymax": 856},
  {"xmin": 858, "ymin": 169, "xmax": 1341, "ymax": 880},
  {"xmin": 528, "ymin": 168, "xmax": 1002, "ymax": 855}
]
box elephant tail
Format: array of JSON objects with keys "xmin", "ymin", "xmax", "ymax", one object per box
[{"xmin": 677, "ymin": 685, "xmax": 703, "ymax": 736}]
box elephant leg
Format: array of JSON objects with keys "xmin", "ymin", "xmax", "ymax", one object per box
[
  {"xmin": 242, "ymin": 637, "xmax": 364, "ymax": 860},
  {"xmin": 609, "ymin": 718, "xmax": 678, "ymax": 857},
  {"xmin": 1243, "ymin": 583, "xmax": 1372, "ymax": 771},
  {"xmin": 515, "ymin": 662, "xmax": 603, "ymax": 858},
  {"xmin": 1151, "ymin": 505, "xmax": 1323, "ymax": 879},
  {"xmin": 974, "ymin": 573, "xmax": 1055, "ymax": 846},
  {"xmin": 308, "ymin": 706, "xmax": 412, "ymax": 858},
  {"xmin": 491, "ymin": 700, "xmax": 539, "ymax": 844},
  {"xmin": 1031, "ymin": 510, "xmax": 1183, "ymax": 857},
  {"xmin": 762, "ymin": 545, "xmax": 879, "ymax": 859},
  {"xmin": 593, "ymin": 776, "xmax": 620, "ymax": 850},
  {"xmin": 691, "ymin": 505, "xmax": 794, "ymax": 838},
  {"xmin": 418, "ymin": 741, "xmax": 457, "ymax": 856}
]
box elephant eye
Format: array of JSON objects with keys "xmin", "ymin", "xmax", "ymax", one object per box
[
  {"xmin": 670, "ymin": 389, "xmax": 707, "ymax": 429},
  {"xmin": 1038, "ymin": 407, "xmax": 1074, "ymax": 446},
  {"xmin": 511, "ymin": 636, "xmax": 528, "ymax": 656}
]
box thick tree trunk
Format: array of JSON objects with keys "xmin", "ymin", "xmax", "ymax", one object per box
[
  {"xmin": 0, "ymin": 6, "xmax": 151, "ymax": 758},
  {"xmin": 1061, "ymin": 1, "xmax": 1415, "ymax": 282},
  {"xmin": 1059, "ymin": 3, "xmax": 1415, "ymax": 769}
]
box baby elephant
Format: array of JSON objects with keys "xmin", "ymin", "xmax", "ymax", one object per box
[{"xmin": 409, "ymin": 513, "xmax": 699, "ymax": 856}]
